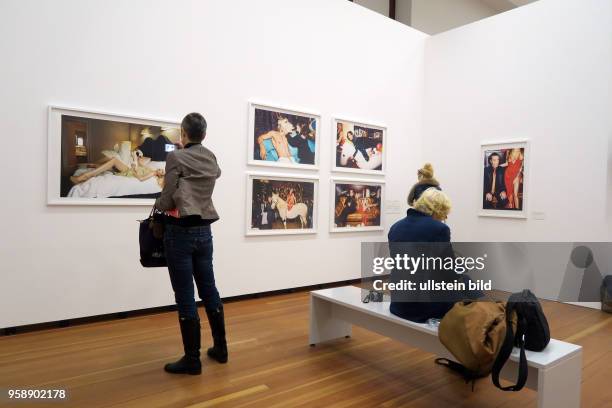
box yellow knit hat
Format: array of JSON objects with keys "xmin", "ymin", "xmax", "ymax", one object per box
[{"xmin": 418, "ymin": 163, "xmax": 434, "ymax": 180}]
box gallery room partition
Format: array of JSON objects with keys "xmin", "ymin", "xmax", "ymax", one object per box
[{"xmin": 0, "ymin": 0, "xmax": 426, "ymax": 328}]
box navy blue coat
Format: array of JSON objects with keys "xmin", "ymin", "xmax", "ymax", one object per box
[
  {"xmin": 387, "ymin": 209, "xmax": 457, "ymax": 323},
  {"xmin": 388, "ymin": 208, "xmax": 450, "ymax": 243}
]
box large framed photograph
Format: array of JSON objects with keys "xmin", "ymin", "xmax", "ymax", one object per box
[
  {"xmin": 246, "ymin": 173, "xmax": 318, "ymax": 236},
  {"xmin": 248, "ymin": 102, "xmax": 319, "ymax": 170},
  {"xmin": 333, "ymin": 118, "xmax": 386, "ymax": 175},
  {"xmin": 480, "ymin": 140, "xmax": 529, "ymax": 218},
  {"xmin": 330, "ymin": 178, "xmax": 385, "ymax": 232},
  {"xmin": 47, "ymin": 106, "xmax": 180, "ymax": 205}
]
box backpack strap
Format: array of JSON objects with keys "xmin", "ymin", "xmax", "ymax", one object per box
[{"xmin": 492, "ymin": 303, "xmax": 529, "ymax": 391}]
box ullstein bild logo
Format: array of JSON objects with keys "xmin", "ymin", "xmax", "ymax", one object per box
[
  {"xmin": 371, "ymin": 253, "xmax": 487, "ymax": 275},
  {"xmin": 372, "ymin": 278, "xmax": 493, "ymax": 292}
]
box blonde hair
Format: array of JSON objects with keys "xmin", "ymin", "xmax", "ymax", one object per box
[
  {"xmin": 508, "ymin": 148, "xmax": 523, "ymax": 162},
  {"xmin": 417, "ymin": 163, "xmax": 434, "ymax": 180},
  {"xmin": 413, "ymin": 188, "xmax": 451, "ymax": 220}
]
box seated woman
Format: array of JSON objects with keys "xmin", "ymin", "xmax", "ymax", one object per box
[
  {"xmin": 388, "ymin": 187, "xmax": 460, "ymax": 323},
  {"xmin": 70, "ymin": 150, "xmax": 164, "ymax": 186}
]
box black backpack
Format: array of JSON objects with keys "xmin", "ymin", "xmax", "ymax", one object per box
[
  {"xmin": 602, "ymin": 275, "xmax": 612, "ymax": 313},
  {"xmin": 491, "ymin": 290, "xmax": 550, "ymax": 391}
]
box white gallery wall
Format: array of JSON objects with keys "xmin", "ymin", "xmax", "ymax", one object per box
[
  {"xmin": 423, "ymin": 0, "xmax": 612, "ymax": 242},
  {"xmin": 0, "ymin": 0, "xmax": 427, "ymax": 327}
]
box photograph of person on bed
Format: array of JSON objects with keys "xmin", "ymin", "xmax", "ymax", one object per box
[
  {"xmin": 60, "ymin": 115, "xmax": 180, "ymax": 199},
  {"xmin": 70, "ymin": 149, "xmax": 165, "ymax": 186}
]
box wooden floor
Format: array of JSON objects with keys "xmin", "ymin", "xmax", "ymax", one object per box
[{"xmin": 1, "ymin": 287, "xmax": 611, "ymax": 408}]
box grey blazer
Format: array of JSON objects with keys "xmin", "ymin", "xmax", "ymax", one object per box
[{"xmin": 155, "ymin": 144, "xmax": 221, "ymax": 221}]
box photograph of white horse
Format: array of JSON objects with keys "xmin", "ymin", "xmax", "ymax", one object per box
[
  {"xmin": 271, "ymin": 192, "xmax": 309, "ymax": 228},
  {"xmin": 246, "ymin": 174, "xmax": 318, "ymax": 236},
  {"xmin": 334, "ymin": 119, "xmax": 386, "ymax": 174}
]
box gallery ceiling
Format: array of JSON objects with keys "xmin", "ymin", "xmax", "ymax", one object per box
[
  {"xmin": 351, "ymin": 0, "xmax": 541, "ymax": 35},
  {"xmin": 481, "ymin": 0, "xmax": 538, "ymax": 12}
]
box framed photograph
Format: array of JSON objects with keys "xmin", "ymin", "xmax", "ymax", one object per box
[
  {"xmin": 479, "ymin": 140, "xmax": 529, "ymax": 218},
  {"xmin": 333, "ymin": 118, "xmax": 386, "ymax": 175},
  {"xmin": 330, "ymin": 178, "xmax": 385, "ymax": 232},
  {"xmin": 248, "ymin": 102, "xmax": 320, "ymax": 170},
  {"xmin": 47, "ymin": 106, "xmax": 181, "ymax": 205},
  {"xmin": 246, "ymin": 173, "xmax": 318, "ymax": 236}
]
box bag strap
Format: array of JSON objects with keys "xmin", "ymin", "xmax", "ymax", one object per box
[
  {"xmin": 435, "ymin": 358, "xmax": 478, "ymax": 391},
  {"xmin": 150, "ymin": 204, "xmax": 167, "ymax": 222},
  {"xmin": 491, "ymin": 303, "xmax": 529, "ymax": 391}
]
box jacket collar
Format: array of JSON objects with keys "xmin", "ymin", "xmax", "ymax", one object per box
[
  {"xmin": 407, "ymin": 208, "xmax": 430, "ymax": 217},
  {"xmin": 414, "ymin": 178, "xmax": 440, "ymax": 187},
  {"xmin": 184, "ymin": 142, "xmax": 201, "ymax": 149}
]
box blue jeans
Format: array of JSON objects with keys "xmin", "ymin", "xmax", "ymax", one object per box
[{"xmin": 164, "ymin": 224, "xmax": 222, "ymax": 319}]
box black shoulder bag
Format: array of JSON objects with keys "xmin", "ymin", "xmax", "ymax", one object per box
[
  {"xmin": 491, "ymin": 289, "xmax": 550, "ymax": 391},
  {"xmin": 139, "ymin": 207, "xmax": 167, "ymax": 268}
]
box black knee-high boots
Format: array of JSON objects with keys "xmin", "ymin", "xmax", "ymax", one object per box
[
  {"xmin": 205, "ymin": 306, "xmax": 228, "ymax": 363},
  {"xmin": 164, "ymin": 316, "xmax": 202, "ymax": 375}
]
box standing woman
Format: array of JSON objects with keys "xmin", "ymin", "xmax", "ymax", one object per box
[
  {"xmin": 155, "ymin": 113, "xmax": 227, "ymax": 375},
  {"xmin": 503, "ymin": 148, "xmax": 523, "ymax": 209}
]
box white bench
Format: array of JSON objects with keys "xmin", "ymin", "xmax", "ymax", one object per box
[{"xmin": 309, "ymin": 286, "xmax": 582, "ymax": 408}]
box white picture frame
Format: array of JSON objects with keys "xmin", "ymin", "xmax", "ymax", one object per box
[
  {"xmin": 47, "ymin": 105, "xmax": 180, "ymax": 206},
  {"xmin": 332, "ymin": 117, "xmax": 387, "ymax": 176},
  {"xmin": 247, "ymin": 101, "xmax": 320, "ymax": 170},
  {"xmin": 245, "ymin": 172, "xmax": 319, "ymax": 236},
  {"xmin": 330, "ymin": 178, "xmax": 385, "ymax": 233},
  {"xmin": 479, "ymin": 139, "xmax": 530, "ymax": 219}
]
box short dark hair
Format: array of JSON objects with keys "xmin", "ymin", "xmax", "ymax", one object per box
[
  {"xmin": 488, "ymin": 152, "xmax": 501, "ymax": 165},
  {"xmin": 181, "ymin": 112, "xmax": 207, "ymax": 142}
]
